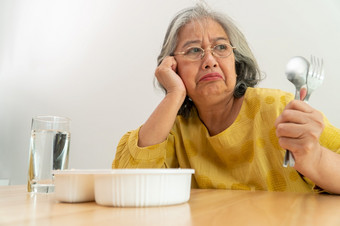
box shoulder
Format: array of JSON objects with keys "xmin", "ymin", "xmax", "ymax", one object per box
[
  {"xmin": 244, "ymin": 87, "xmax": 294, "ymax": 105},
  {"xmin": 245, "ymin": 87, "xmax": 293, "ymax": 98},
  {"xmin": 241, "ymin": 88, "xmax": 294, "ymax": 118}
]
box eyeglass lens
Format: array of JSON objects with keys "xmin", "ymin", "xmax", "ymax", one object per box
[{"xmin": 186, "ymin": 44, "xmax": 232, "ymax": 60}]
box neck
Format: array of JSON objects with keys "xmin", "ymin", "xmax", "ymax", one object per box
[{"xmin": 196, "ymin": 95, "xmax": 244, "ymax": 136}]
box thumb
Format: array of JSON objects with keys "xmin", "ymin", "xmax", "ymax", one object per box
[{"xmin": 300, "ymin": 87, "xmax": 307, "ymax": 101}]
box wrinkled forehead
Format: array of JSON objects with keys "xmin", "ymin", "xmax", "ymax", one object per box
[{"xmin": 176, "ymin": 17, "xmax": 229, "ymax": 47}]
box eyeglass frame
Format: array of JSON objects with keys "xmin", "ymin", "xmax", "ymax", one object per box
[{"xmin": 172, "ymin": 43, "xmax": 236, "ymax": 61}]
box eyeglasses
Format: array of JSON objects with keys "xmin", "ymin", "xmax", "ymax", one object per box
[{"xmin": 173, "ymin": 43, "xmax": 236, "ymax": 61}]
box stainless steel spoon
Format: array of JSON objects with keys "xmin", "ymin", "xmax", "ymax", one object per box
[
  {"xmin": 283, "ymin": 56, "xmax": 309, "ymax": 167},
  {"xmin": 286, "ymin": 56, "xmax": 309, "ymax": 100}
]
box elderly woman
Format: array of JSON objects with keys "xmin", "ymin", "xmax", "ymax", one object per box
[{"xmin": 113, "ymin": 4, "xmax": 340, "ymax": 194}]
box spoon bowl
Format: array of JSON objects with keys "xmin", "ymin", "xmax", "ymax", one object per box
[{"xmin": 285, "ymin": 56, "xmax": 309, "ymax": 100}]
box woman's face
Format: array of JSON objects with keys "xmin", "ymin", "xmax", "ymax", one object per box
[{"xmin": 174, "ymin": 18, "xmax": 237, "ymax": 105}]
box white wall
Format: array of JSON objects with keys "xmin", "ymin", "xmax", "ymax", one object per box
[{"xmin": 1, "ymin": 0, "xmax": 339, "ymax": 185}]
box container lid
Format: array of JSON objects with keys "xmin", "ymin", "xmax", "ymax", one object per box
[{"xmin": 53, "ymin": 168, "xmax": 195, "ymax": 175}]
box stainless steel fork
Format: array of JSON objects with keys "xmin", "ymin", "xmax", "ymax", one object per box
[
  {"xmin": 304, "ymin": 56, "xmax": 325, "ymax": 103},
  {"xmin": 284, "ymin": 56, "xmax": 324, "ymax": 167}
]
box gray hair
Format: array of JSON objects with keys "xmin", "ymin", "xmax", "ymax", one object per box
[{"xmin": 157, "ymin": 4, "xmax": 263, "ymax": 118}]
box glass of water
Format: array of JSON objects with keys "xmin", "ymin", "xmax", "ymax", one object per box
[{"xmin": 27, "ymin": 116, "xmax": 71, "ymax": 193}]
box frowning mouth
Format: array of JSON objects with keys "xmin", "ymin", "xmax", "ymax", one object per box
[{"xmin": 198, "ymin": 73, "xmax": 224, "ymax": 82}]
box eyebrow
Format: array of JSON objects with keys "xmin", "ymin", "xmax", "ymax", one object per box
[
  {"xmin": 213, "ymin": 37, "xmax": 229, "ymax": 43},
  {"xmin": 181, "ymin": 40, "xmax": 201, "ymax": 49},
  {"xmin": 180, "ymin": 37, "xmax": 229, "ymax": 49}
]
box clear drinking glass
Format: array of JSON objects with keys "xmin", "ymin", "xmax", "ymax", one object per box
[{"xmin": 27, "ymin": 116, "xmax": 71, "ymax": 193}]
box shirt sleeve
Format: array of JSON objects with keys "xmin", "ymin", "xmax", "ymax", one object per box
[{"xmin": 112, "ymin": 126, "xmax": 178, "ymax": 169}]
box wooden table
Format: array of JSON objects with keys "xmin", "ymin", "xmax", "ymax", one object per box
[{"xmin": 1, "ymin": 185, "xmax": 340, "ymax": 226}]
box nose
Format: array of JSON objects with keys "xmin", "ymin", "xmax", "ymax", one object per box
[{"xmin": 201, "ymin": 50, "xmax": 218, "ymax": 70}]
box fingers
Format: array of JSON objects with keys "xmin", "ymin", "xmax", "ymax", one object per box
[
  {"xmin": 277, "ymin": 136, "xmax": 318, "ymax": 155},
  {"xmin": 275, "ymin": 100, "xmax": 319, "ymax": 127},
  {"xmin": 155, "ymin": 57, "xmax": 178, "ymax": 82},
  {"xmin": 275, "ymin": 109, "xmax": 308, "ymax": 126},
  {"xmin": 275, "ymin": 100, "xmax": 324, "ymax": 133},
  {"xmin": 276, "ymin": 119, "xmax": 322, "ymax": 163},
  {"xmin": 285, "ymin": 100, "xmax": 313, "ymax": 113},
  {"xmin": 155, "ymin": 56, "xmax": 186, "ymax": 95},
  {"xmin": 276, "ymin": 122, "xmax": 321, "ymax": 141},
  {"xmin": 276, "ymin": 123, "xmax": 306, "ymax": 139},
  {"xmin": 275, "ymin": 99, "xmax": 325, "ymax": 163},
  {"xmin": 156, "ymin": 56, "xmax": 177, "ymax": 75}
]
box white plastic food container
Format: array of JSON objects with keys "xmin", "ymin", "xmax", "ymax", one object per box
[
  {"xmin": 94, "ymin": 169, "xmax": 195, "ymax": 207},
  {"xmin": 53, "ymin": 169, "xmax": 95, "ymax": 203}
]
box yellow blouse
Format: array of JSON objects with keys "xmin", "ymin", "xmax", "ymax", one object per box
[{"xmin": 113, "ymin": 88, "xmax": 340, "ymax": 193}]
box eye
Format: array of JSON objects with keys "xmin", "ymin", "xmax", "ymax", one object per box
[
  {"xmin": 214, "ymin": 44, "xmax": 228, "ymax": 52},
  {"xmin": 185, "ymin": 47, "xmax": 203, "ymax": 56}
]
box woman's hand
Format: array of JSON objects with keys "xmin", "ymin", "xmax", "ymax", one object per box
[
  {"xmin": 276, "ymin": 96, "xmax": 340, "ymax": 194},
  {"xmin": 275, "ymin": 100, "xmax": 324, "ymax": 170},
  {"xmin": 155, "ymin": 56, "xmax": 186, "ymax": 96}
]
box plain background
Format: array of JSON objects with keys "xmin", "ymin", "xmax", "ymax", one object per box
[{"xmin": 1, "ymin": 0, "xmax": 339, "ymax": 185}]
